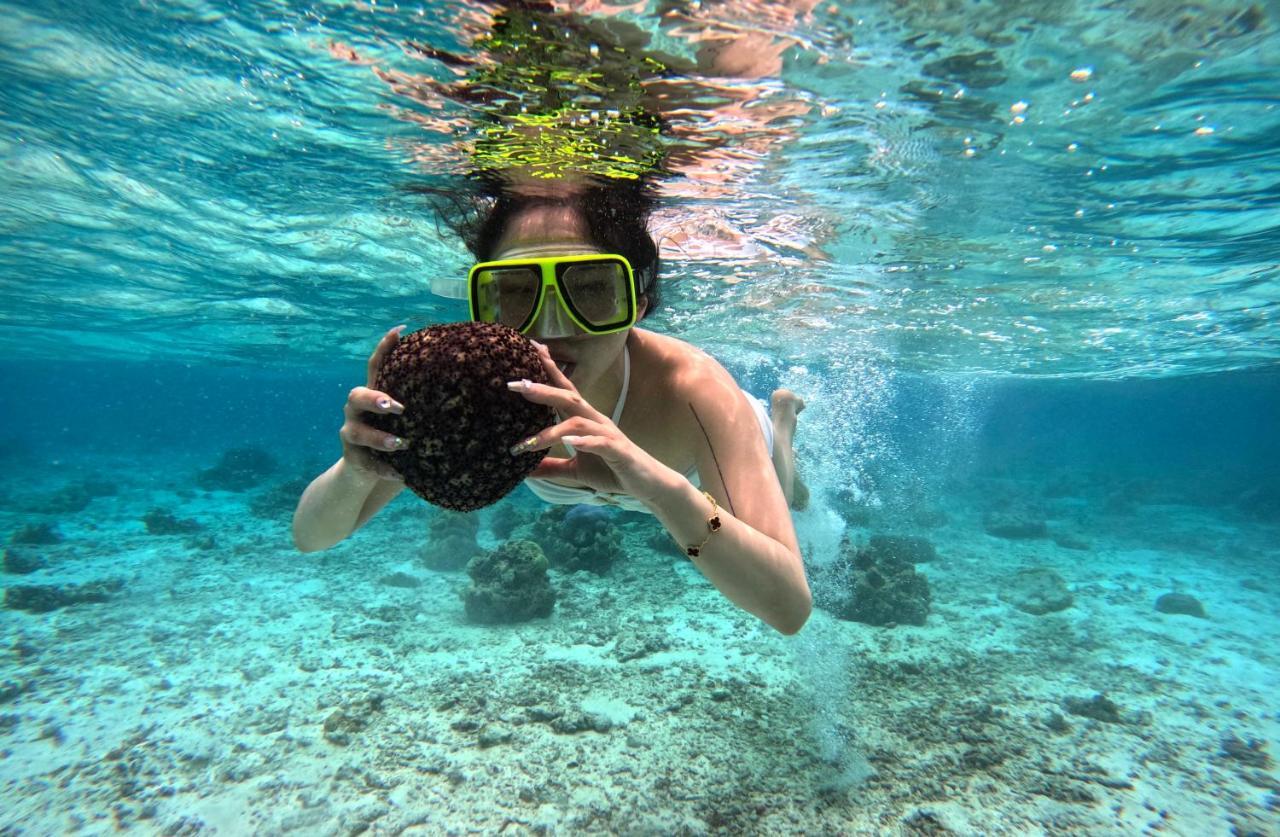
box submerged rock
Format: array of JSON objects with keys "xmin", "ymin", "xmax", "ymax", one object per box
[
  {"xmin": 1051, "ymin": 531, "xmax": 1091, "ymax": 551},
  {"xmin": 463, "ymin": 539, "xmax": 555, "ymax": 624},
  {"xmin": 421, "ymin": 510, "xmax": 481, "ymax": 572},
  {"xmin": 531, "ymin": 504, "xmax": 624, "ymax": 575},
  {"xmin": 2, "ymin": 548, "xmax": 45, "ymax": 575},
  {"xmin": 983, "ymin": 511, "xmax": 1049, "ymax": 540},
  {"xmin": 379, "ymin": 572, "xmax": 421, "ymax": 589},
  {"xmin": 866, "ymin": 534, "xmax": 938, "ymax": 564},
  {"xmin": 1220, "ymin": 733, "xmax": 1273, "ymax": 769},
  {"xmin": 143, "ymin": 508, "xmax": 203, "ymax": 536},
  {"xmin": 1062, "ymin": 693, "xmax": 1123, "ymax": 724},
  {"xmin": 1155, "ymin": 592, "xmax": 1206, "ymax": 618},
  {"xmin": 490, "ymin": 502, "xmax": 535, "ymax": 540},
  {"xmin": 248, "ymin": 477, "xmax": 311, "ymax": 520},
  {"xmin": 4, "ymin": 579, "xmax": 124, "ymax": 614},
  {"xmin": 814, "ymin": 538, "xmax": 931, "ymax": 627},
  {"xmin": 197, "ymin": 446, "xmax": 278, "ymax": 492},
  {"xmin": 1000, "ymin": 567, "xmax": 1073, "ymax": 615},
  {"xmin": 9, "ymin": 523, "xmax": 62, "ymax": 546}
]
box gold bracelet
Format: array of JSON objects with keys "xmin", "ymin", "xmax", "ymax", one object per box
[{"xmin": 683, "ymin": 490, "xmax": 722, "ymax": 558}]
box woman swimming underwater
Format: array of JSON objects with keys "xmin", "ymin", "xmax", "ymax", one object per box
[
  {"xmin": 293, "ymin": 179, "xmax": 812, "ymax": 634},
  {"xmin": 295, "ymin": 2, "xmax": 813, "ymax": 634}
]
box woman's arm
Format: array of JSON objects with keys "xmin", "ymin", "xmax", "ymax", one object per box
[
  {"xmin": 648, "ymin": 361, "xmax": 811, "ymax": 634},
  {"xmin": 292, "ymin": 325, "xmax": 410, "ymax": 552},
  {"xmin": 513, "ymin": 341, "xmax": 811, "ymax": 634},
  {"xmin": 292, "ymin": 460, "xmax": 404, "ymax": 552}
]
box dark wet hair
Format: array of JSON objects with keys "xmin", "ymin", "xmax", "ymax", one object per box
[{"xmin": 414, "ymin": 176, "xmax": 662, "ymax": 318}]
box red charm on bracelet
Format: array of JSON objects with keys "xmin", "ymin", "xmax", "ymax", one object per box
[{"xmin": 684, "ymin": 491, "xmax": 722, "ymax": 558}]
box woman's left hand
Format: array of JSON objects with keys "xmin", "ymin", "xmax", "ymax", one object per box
[{"xmin": 507, "ymin": 341, "xmax": 674, "ymax": 505}]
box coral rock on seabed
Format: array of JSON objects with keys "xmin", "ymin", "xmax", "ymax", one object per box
[
  {"xmin": 2, "ymin": 548, "xmax": 45, "ymax": 574},
  {"xmin": 366, "ymin": 323, "xmax": 554, "ymax": 511},
  {"xmin": 463, "ymin": 539, "xmax": 556, "ymax": 624},
  {"xmin": 490, "ymin": 501, "xmax": 535, "ymax": 539},
  {"xmin": 4, "ymin": 579, "xmax": 124, "ymax": 614},
  {"xmin": 1155, "ymin": 592, "xmax": 1207, "ymax": 618},
  {"xmin": 531, "ymin": 504, "xmax": 624, "ymax": 575},
  {"xmin": 9, "ymin": 523, "xmax": 62, "ymax": 546},
  {"xmin": 196, "ymin": 446, "xmax": 279, "ymax": 492},
  {"xmin": 983, "ymin": 510, "xmax": 1049, "ymax": 540},
  {"xmin": 143, "ymin": 508, "xmax": 203, "ymax": 536},
  {"xmin": 1000, "ymin": 567, "xmax": 1073, "ymax": 615},
  {"xmin": 421, "ymin": 510, "xmax": 481, "ymax": 572},
  {"xmin": 867, "ymin": 533, "xmax": 938, "ymax": 564},
  {"xmin": 815, "ymin": 538, "xmax": 931, "ymax": 627},
  {"xmin": 1062, "ymin": 693, "xmax": 1124, "ymax": 724}
]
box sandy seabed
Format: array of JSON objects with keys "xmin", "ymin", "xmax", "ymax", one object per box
[{"xmin": 1, "ymin": 456, "xmax": 1278, "ymax": 836}]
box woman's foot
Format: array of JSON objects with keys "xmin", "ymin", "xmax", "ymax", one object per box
[
  {"xmin": 771, "ymin": 388, "xmax": 806, "ymax": 420},
  {"xmin": 770, "ymin": 389, "xmax": 809, "ymax": 511}
]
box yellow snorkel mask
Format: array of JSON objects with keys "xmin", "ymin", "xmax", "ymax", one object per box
[{"xmin": 468, "ymin": 253, "xmax": 638, "ymax": 338}]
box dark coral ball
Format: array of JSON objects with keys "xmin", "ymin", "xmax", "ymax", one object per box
[{"xmin": 365, "ymin": 322, "xmax": 554, "ymax": 511}]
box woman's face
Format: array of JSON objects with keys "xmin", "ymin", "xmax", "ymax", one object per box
[{"xmin": 491, "ymin": 204, "xmax": 641, "ymax": 390}]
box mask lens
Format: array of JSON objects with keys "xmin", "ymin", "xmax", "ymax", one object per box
[
  {"xmin": 474, "ymin": 267, "xmax": 540, "ymax": 330},
  {"xmin": 561, "ymin": 262, "xmax": 628, "ymax": 326}
]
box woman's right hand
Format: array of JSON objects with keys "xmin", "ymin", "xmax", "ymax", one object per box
[{"xmin": 340, "ymin": 325, "xmax": 409, "ymax": 481}]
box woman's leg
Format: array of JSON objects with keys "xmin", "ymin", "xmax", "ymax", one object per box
[{"xmin": 770, "ymin": 389, "xmax": 809, "ymax": 510}]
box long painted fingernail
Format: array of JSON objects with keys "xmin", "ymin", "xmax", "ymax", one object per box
[
  {"xmin": 507, "ymin": 379, "xmax": 532, "ymax": 392},
  {"xmin": 386, "ymin": 436, "xmax": 406, "ymax": 450},
  {"xmin": 509, "ymin": 435, "xmax": 538, "ymax": 455}
]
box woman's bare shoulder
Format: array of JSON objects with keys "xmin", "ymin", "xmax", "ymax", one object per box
[
  {"xmin": 632, "ymin": 329, "xmax": 743, "ymax": 409},
  {"xmin": 626, "ymin": 330, "xmax": 752, "ymax": 469}
]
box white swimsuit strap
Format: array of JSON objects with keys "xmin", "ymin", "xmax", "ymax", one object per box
[
  {"xmin": 611, "ymin": 345, "xmax": 630, "ymax": 425},
  {"xmin": 562, "ymin": 344, "xmax": 630, "ymax": 456}
]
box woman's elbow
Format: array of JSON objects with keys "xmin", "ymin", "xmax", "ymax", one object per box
[
  {"xmin": 291, "ymin": 520, "xmax": 331, "ymax": 554},
  {"xmin": 293, "ymin": 532, "xmax": 322, "ymax": 553},
  {"xmin": 771, "ymin": 588, "xmax": 813, "ymax": 636}
]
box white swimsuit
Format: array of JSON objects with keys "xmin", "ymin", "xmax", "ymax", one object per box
[{"xmin": 523, "ymin": 346, "xmax": 774, "ymax": 513}]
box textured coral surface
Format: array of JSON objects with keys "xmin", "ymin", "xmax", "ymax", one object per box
[{"xmin": 366, "ymin": 323, "xmax": 554, "ymax": 511}]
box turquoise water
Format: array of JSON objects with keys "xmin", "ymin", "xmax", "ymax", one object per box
[{"xmin": 2, "ymin": 1, "xmax": 1278, "ymax": 833}]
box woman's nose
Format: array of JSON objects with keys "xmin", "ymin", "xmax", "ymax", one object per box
[{"xmin": 528, "ymin": 289, "xmax": 579, "ymax": 339}]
